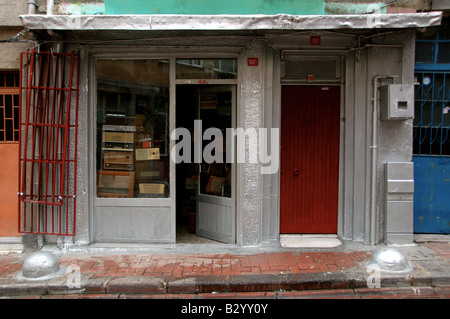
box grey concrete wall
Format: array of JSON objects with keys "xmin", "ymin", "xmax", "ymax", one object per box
[
  {"xmin": 0, "ymin": 0, "xmax": 40, "ymax": 68},
  {"xmin": 372, "ymin": 30, "xmax": 416, "ymax": 244},
  {"xmin": 261, "ymin": 44, "xmax": 281, "ymax": 245},
  {"xmin": 73, "ymin": 49, "xmax": 90, "ymax": 245},
  {"xmin": 341, "ymin": 30, "xmax": 416, "ymax": 244},
  {"xmin": 0, "ymin": 29, "xmax": 33, "ymax": 69},
  {"xmin": 343, "ymin": 48, "xmax": 371, "ymax": 242},
  {"xmin": 237, "ymin": 40, "xmax": 265, "ymax": 246},
  {"xmin": 238, "ymin": 40, "xmax": 282, "ymax": 246},
  {"xmin": 0, "ymin": 1, "xmax": 28, "ymax": 26}
]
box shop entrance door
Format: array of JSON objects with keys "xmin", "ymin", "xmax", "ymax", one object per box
[
  {"xmin": 280, "ymin": 85, "xmax": 340, "ymax": 234},
  {"xmin": 196, "ymin": 86, "xmax": 236, "ymax": 243}
]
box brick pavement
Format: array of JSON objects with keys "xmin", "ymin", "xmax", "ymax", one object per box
[
  {"xmin": 424, "ymin": 242, "xmax": 450, "ymax": 258},
  {"xmin": 0, "ymin": 242, "xmax": 449, "ymax": 299},
  {"xmin": 0, "ymin": 251, "xmax": 371, "ymax": 279}
]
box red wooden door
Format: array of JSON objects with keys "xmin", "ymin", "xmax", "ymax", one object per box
[{"xmin": 280, "ymin": 86, "xmax": 340, "ymax": 233}]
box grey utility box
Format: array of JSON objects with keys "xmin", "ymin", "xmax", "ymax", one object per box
[
  {"xmin": 380, "ymin": 84, "xmax": 414, "ymax": 120},
  {"xmin": 385, "ymin": 162, "xmax": 414, "ymax": 245}
]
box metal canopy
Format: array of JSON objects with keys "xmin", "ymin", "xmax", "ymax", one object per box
[{"xmin": 20, "ymin": 12, "xmax": 442, "ymax": 31}]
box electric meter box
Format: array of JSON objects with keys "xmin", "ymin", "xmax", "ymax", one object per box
[{"xmin": 379, "ymin": 84, "xmax": 414, "ymax": 120}]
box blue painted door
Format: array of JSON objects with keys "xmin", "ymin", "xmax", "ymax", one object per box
[
  {"xmin": 413, "ymin": 72, "xmax": 450, "ymax": 234},
  {"xmin": 413, "ymin": 20, "xmax": 450, "ymax": 234},
  {"xmin": 413, "ymin": 156, "xmax": 450, "ymax": 233}
]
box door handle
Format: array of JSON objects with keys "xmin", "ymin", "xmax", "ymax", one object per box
[{"xmin": 293, "ymin": 168, "xmax": 300, "ymax": 175}]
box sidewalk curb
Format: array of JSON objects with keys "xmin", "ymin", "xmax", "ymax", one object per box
[{"xmin": 1, "ymin": 271, "xmax": 449, "ymax": 297}]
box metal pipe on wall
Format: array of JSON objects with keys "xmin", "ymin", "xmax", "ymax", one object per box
[
  {"xmin": 47, "ymin": 0, "xmax": 54, "ymax": 15},
  {"xmin": 28, "ymin": 0, "xmax": 38, "ymax": 14}
]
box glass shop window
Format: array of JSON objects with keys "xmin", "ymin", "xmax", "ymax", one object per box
[
  {"xmin": 176, "ymin": 58, "xmax": 237, "ymax": 79},
  {"xmin": 96, "ymin": 60, "xmax": 170, "ymax": 198}
]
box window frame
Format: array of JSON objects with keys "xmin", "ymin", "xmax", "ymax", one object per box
[
  {"xmin": 416, "ymin": 19, "xmax": 450, "ymax": 71},
  {"xmin": 0, "ymin": 71, "xmax": 21, "ymax": 143}
]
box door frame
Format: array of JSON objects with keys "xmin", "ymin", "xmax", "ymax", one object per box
[{"xmin": 279, "ymin": 83, "xmax": 345, "ymax": 235}]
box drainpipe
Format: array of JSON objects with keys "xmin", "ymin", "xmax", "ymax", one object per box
[
  {"xmin": 47, "ymin": 0, "xmax": 54, "ymax": 15},
  {"xmin": 28, "ymin": 0, "xmax": 38, "ymax": 14},
  {"xmin": 47, "ymin": 0, "xmax": 58, "ymax": 37},
  {"xmin": 370, "ymin": 75, "xmax": 397, "ymax": 245}
]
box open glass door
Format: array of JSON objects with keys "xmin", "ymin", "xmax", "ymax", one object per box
[{"xmin": 196, "ymin": 85, "xmax": 235, "ymax": 243}]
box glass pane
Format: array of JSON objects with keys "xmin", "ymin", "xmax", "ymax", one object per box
[
  {"xmin": 439, "ymin": 18, "xmax": 450, "ymax": 40},
  {"xmin": 96, "ymin": 59, "xmax": 170, "ymax": 198},
  {"xmin": 4, "ymin": 95, "xmax": 12, "ymax": 118},
  {"xmin": 437, "ymin": 42, "xmax": 450, "ymax": 64},
  {"xmin": 13, "ymin": 94, "xmax": 19, "ymax": 107},
  {"xmin": 5, "ymin": 119, "xmax": 13, "ymax": 141},
  {"xmin": 14, "ymin": 107, "xmax": 19, "ymax": 131},
  {"xmin": 416, "ymin": 27, "xmax": 437, "ymax": 40},
  {"xmin": 0, "ymin": 106, "xmax": 3, "ymax": 129},
  {"xmin": 5, "ymin": 73, "xmax": 15, "ymax": 87},
  {"xmin": 176, "ymin": 59, "xmax": 237, "ymax": 79},
  {"xmin": 284, "ymin": 56, "xmax": 338, "ymax": 79},
  {"xmin": 415, "ymin": 42, "xmax": 435, "ymax": 64},
  {"xmin": 199, "ymin": 89, "xmax": 232, "ymax": 198}
]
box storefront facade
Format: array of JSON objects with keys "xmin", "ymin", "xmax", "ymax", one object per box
[{"xmin": 17, "ymin": 10, "xmax": 442, "ymax": 249}]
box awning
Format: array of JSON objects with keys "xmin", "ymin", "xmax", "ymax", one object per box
[{"xmin": 20, "ymin": 12, "xmax": 442, "ymax": 31}]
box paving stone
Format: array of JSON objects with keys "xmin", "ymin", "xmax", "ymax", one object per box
[
  {"xmin": 106, "ymin": 276, "xmax": 166, "ymax": 294},
  {"xmin": 228, "ymin": 274, "xmax": 289, "ymax": 292}
]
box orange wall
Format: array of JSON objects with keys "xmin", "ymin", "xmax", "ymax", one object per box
[{"xmin": 0, "ymin": 143, "xmax": 20, "ymax": 237}]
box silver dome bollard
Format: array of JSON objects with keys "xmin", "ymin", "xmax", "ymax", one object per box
[
  {"xmin": 18, "ymin": 251, "xmax": 66, "ymax": 281},
  {"xmin": 366, "ymin": 247, "xmax": 413, "ymax": 273}
]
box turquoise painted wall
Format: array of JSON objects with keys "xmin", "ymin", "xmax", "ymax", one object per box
[
  {"xmin": 104, "ymin": 0, "xmax": 324, "ymax": 15},
  {"xmin": 325, "ymin": 2, "xmax": 386, "ymax": 14}
]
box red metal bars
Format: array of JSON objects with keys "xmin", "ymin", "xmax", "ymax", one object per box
[{"xmin": 18, "ymin": 50, "xmax": 79, "ymax": 236}]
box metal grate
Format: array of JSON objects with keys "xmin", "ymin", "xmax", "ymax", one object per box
[
  {"xmin": 413, "ymin": 72, "xmax": 450, "ymax": 156},
  {"xmin": 18, "ymin": 50, "xmax": 80, "ymax": 235}
]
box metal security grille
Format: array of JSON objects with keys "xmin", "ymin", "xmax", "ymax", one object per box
[
  {"xmin": 0, "ymin": 71, "xmax": 20, "ymax": 142},
  {"xmin": 413, "ymin": 72, "xmax": 450, "ymax": 156},
  {"xmin": 18, "ymin": 50, "xmax": 80, "ymax": 235}
]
